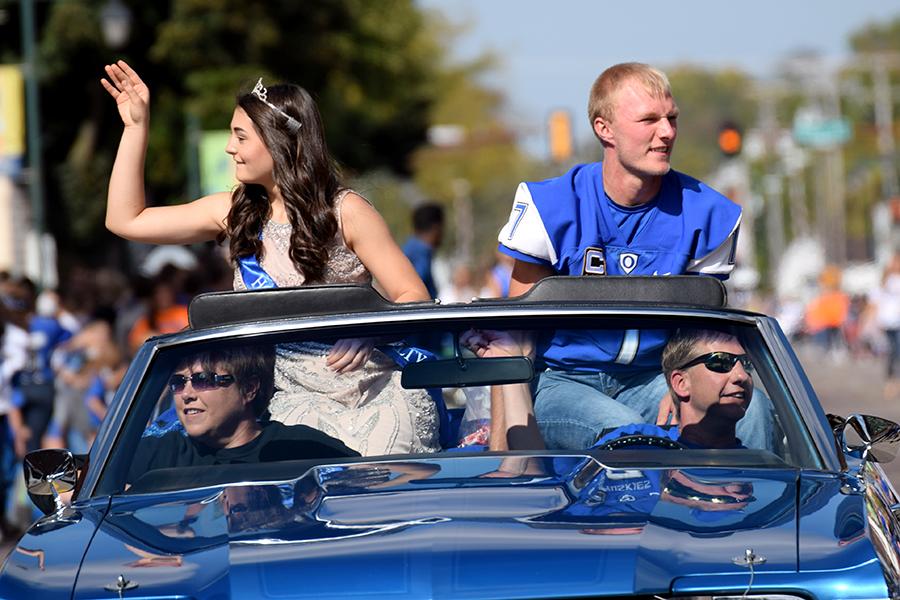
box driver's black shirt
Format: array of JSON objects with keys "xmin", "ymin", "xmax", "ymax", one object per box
[{"xmin": 128, "ymin": 421, "xmax": 358, "ymax": 483}]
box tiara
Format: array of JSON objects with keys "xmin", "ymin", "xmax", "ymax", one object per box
[{"xmin": 251, "ymin": 78, "xmax": 302, "ymax": 134}]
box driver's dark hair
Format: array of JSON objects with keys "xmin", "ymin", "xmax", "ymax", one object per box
[{"xmin": 175, "ymin": 344, "xmax": 275, "ymax": 417}]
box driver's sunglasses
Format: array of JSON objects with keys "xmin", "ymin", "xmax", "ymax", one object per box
[
  {"xmin": 168, "ymin": 371, "xmax": 236, "ymax": 393},
  {"xmin": 676, "ymin": 351, "xmax": 753, "ymax": 374}
]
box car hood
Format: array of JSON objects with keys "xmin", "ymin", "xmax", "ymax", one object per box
[{"xmin": 69, "ymin": 455, "xmax": 846, "ymax": 599}]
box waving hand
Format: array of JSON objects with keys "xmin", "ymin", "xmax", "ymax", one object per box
[{"xmin": 101, "ymin": 60, "xmax": 150, "ymax": 128}]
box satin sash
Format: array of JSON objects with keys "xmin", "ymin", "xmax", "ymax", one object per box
[{"xmin": 238, "ymin": 252, "xmax": 278, "ymax": 289}]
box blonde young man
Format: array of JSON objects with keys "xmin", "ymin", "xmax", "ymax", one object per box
[{"xmin": 494, "ymin": 63, "xmax": 771, "ymax": 450}]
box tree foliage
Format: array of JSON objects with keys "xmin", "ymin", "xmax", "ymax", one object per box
[
  {"xmin": 408, "ymin": 18, "xmax": 541, "ymax": 269},
  {"xmin": 848, "ymin": 17, "xmax": 900, "ymax": 53},
  {"xmin": 666, "ymin": 66, "xmax": 757, "ymax": 179},
  {"xmin": 0, "ymin": 0, "xmax": 446, "ymax": 266},
  {"xmin": 844, "ymin": 16, "xmax": 900, "ymax": 244}
]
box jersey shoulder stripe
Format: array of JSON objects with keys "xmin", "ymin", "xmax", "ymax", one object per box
[{"xmin": 498, "ymin": 182, "xmax": 558, "ymax": 265}]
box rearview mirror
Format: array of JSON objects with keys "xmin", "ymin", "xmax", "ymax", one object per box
[
  {"xmin": 401, "ymin": 357, "xmax": 534, "ymax": 389},
  {"xmin": 839, "ymin": 414, "xmax": 900, "ymax": 464},
  {"xmin": 24, "ymin": 448, "xmax": 80, "ymax": 515}
]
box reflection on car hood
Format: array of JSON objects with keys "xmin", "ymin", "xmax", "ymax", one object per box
[{"xmin": 67, "ymin": 455, "xmax": 875, "ymax": 599}]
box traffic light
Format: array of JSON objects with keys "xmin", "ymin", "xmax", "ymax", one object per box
[
  {"xmin": 548, "ymin": 110, "xmax": 573, "ymax": 163},
  {"xmin": 718, "ymin": 121, "xmax": 742, "ymax": 156}
]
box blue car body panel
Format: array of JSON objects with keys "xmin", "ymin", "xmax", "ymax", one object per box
[
  {"xmin": 0, "ymin": 498, "xmax": 109, "ymax": 599},
  {"xmin": 1, "ymin": 455, "xmax": 892, "ymax": 599}
]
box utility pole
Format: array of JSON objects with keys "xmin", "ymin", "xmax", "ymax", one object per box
[
  {"xmin": 824, "ymin": 147, "xmax": 848, "ymax": 265},
  {"xmin": 758, "ymin": 88, "xmax": 786, "ymax": 281},
  {"xmin": 779, "ymin": 132, "xmax": 811, "ymax": 239},
  {"xmin": 20, "ymin": 0, "xmax": 46, "ymax": 286},
  {"xmin": 842, "ymin": 52, "xmax": 900, "ymax": 260},
  {"xmin": 867, "ymin": 53, "xmax": 900, "ymax": 259},
  {"xmin": 871, "ymin": 53, "xmax": 899, "ymax": 200},
  {"xmin": 796, "ymin": 56, "xmax": 848, "ymax": 266}
]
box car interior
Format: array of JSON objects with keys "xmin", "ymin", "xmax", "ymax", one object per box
[{"xmin": 97, "ymin": 313, "xmax": 824, "ymax": 496}]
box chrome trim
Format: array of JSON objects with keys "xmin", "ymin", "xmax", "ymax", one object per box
[{"xmin": 156, "ymin": 305, "xmax": 759, "ymax": 349}]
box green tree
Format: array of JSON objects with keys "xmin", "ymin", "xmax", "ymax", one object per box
[
  {"xmin": 848, "ymin": 17, "xmax": 900, "ymax": 53},
  {"xmin": 844, "ymin": 16, "xmax": 900, "ymax": 252},
  {"xmin": 666, "ymin": 66, "xmax": 757, "ymax": 179},
  {"xmin": 0, "ymin": 0, "xmax": 447, "ymax": 269},
  {"xmin": 409, "ymin": 21, "xmax": 541, "ymax": 271}
]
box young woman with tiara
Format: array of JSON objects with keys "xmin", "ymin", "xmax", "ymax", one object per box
[{"xmin": 101, "ymin": 60, "xmax": 439, "ymax": 455}]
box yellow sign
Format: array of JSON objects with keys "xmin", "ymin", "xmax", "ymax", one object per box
[
  {"xmin": 548, "ymin": 109, "xmax": 573, "ymax": 163},
  {"xmin": 0, "ymin": 65, "xmax": 25, "ymax": 159}
]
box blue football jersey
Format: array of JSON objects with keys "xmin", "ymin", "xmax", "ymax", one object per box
[{"xmin": 497, "ymin": 162, "xmax": 741, "ymax": 370}]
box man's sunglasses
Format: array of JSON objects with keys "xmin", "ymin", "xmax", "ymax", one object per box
[
  {"xmin": 676, "ymin": 351, "xmax": 753, "ymax": 374},
  {"xmin": 168, "ymin": 372, "xmax": 236, "ymax": 393}
]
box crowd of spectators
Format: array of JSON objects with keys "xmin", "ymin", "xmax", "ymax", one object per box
[
  {"xmin": 774, "ymin": 254, "xmax": 900, "ymax": 400},
  {"xmin": 0, "ymin": 246, "xmax": 232, "ymax": 536}
]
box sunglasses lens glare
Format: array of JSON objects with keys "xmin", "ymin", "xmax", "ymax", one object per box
[
  {"xmin": 192, "ymin": 372, "xmax": 214, "ymax": 390},
  {"xmin": 705, "ymin": 354, "xmax": 734, "ymax": 373},
  {"xmin": 169, "ymin": 372, "xmax": 218, "ymax": 392}
]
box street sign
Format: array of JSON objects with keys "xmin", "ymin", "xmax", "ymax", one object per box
[{"xmin": 792, "ymin": 116, "xmax": 851, "ymax": 149}]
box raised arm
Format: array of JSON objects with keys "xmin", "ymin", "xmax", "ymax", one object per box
[
  {"xmin": 102, "ymin": 60, "xmax": 229, "ymax": 244},
  {"xmin": 340, "ymin": 192, "xmax": 429, "ymax": 303}
]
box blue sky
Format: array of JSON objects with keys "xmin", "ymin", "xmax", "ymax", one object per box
[{"xmin": 418, "ymin": 0, "xmax": 900, "ymax": 155}]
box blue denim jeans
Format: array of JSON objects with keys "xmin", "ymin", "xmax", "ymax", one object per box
[{"xmin": 534, "ymin": 368, "xmax": 776, "ymax": 451}]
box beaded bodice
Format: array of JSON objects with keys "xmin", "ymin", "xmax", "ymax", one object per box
[{"xmin": 233, "ymin": 190, "xmax": 371, "ymax": 290}]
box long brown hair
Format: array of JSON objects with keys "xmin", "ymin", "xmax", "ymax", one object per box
[{"xmin": 225, "ymin": 82, "xmax": 342, "ymax": 283}]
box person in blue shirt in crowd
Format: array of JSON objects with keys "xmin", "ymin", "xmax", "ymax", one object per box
[
  {"xmin": 83, "ymin": 356, "xmax": 128, "ymax": 446},
  {"xmin": 494, "ymin": 62, "xmax": 771, "ymax": 450},
  {"xmin": 464, "ymin": 327, "xmax": 754, "ymax": 451},
  {"xmin": 401, "ymin": 203, "xmax": 446, "ymax": 353},
  {"xmin": 401, "ymin": 203, "xmax": 445, "ymax": 300},
  {"xmin": 8, "ymin": 279, "xmax": 73, "ymax": 456}
]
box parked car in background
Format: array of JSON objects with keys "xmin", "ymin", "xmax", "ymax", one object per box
[{"xmin": 2, "ymin": 277, "xmax": 899, "ymax": 599}]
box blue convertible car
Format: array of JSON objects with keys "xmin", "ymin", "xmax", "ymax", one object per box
[{"xmin": 1, "ymin": 277, "xmax": 899, "ymax": 599}]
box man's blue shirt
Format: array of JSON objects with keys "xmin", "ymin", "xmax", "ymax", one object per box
[{"xmin": 497, "ymin": 162, "xmax": 742, "ymax": 370}]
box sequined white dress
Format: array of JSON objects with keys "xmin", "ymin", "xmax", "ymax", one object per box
[{"xmin": 233, "ymin": 190, "xmax": 440, "ymax": 455}]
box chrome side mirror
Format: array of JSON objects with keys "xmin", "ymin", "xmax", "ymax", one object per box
[
  {"xmin": 839, "ymin": 414, "xmax": 900, "ymax": 465},
  {"xmin": 24, "ymin": 449, "xmax": 79, "ymax": 515}
]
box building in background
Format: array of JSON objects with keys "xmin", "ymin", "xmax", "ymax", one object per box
[{"xmin": 0, "ymin": 65, "xmax": 56, "ymax": 287}]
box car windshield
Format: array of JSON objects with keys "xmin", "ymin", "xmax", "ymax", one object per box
[{"xmin": 96, "ymin": 313, "xmax": 820, "ymax": 495}]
